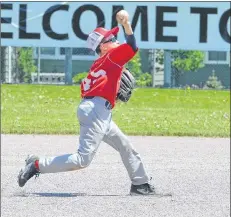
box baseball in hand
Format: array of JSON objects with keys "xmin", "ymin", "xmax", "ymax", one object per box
[{"xmin": 116, "ymin": 10, "xmax": 129, "ymax": 24}]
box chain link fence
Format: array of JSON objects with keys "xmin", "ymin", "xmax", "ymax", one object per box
[
  {"xmin": 0, "ymin": 46, "xmax": 95, "ymax": 85},
  {"xmin": 1, "ymin": 46, "xmax": 230, "ymax": 89}
]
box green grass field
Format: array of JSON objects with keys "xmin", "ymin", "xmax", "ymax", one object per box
[{"xmin": 1, "ymin": 84, "xmax": 230, "ymax": 137}]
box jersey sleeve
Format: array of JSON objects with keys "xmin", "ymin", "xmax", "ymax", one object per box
[{"xmin": 109, "ymin": 44, "xmax": 138, "ymax": 67}]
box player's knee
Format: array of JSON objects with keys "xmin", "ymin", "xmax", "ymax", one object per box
[{"xmin": 120, "ymin": 137, "xmax": 135, "ymax": 152}]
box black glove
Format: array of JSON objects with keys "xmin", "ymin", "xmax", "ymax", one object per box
[{"xmin": 117, "ymin": 68, "xmax": 135, "ymax": 102}]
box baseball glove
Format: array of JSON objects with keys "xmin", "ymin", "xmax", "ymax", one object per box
[{"xmin": 117, "ymin": 68, "xmax": 135, "ymax": 102}]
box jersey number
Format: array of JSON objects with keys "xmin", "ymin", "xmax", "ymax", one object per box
[{"xmin": 83, "ymin": 69, "xmax": 106, "ymax": 91}]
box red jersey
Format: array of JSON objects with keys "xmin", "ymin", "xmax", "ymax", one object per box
[{"xmin": 81, "ymin": 44, "xmax": 137, "ymax": 108}]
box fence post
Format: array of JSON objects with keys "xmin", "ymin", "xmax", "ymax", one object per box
[
  {"xmin": 164, "ymin": 50, "xmax": 171, "ymax": 87},
  {"xmin": 8, "ymin": 46, "xmax": 12, "ymax": 83},
  {"xmin": 64, "ymin": 47, "xmax": 72, "ymax": 85},
  {"xmin": 148, "ymin": 49, "xmax": 156, "ymax": 87},
  {"xmin": 37, "ymin": 47, "xmax": 41, "ymax": 84}
]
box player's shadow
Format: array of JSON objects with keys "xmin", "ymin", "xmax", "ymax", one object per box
[
  {"xmin": 29, "ymin": 192, "xmax": 124, "ymax": 197},
  {"xmin": 32, "ymin": 192, "xmax": 86, "ymax": 197},
  {"xmin": 15, "ymin": 192, "xmax": 172, "ymax": 198}
]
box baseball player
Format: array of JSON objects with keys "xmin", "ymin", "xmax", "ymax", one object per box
[{"xmin": 17, "ymin": 10, "xmax": 155, "ymax": 195}]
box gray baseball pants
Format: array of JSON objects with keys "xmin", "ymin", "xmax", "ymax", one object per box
[{"xmin": 39, "ymin": 97, "xmax": 149, "ymax": 185}]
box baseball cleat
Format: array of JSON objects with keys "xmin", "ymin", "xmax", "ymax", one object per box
[
  {"xmin": 17, "ymin": 155, "xmax": 40, "ymax": 187},
  {"xmin": 130, "ymin": 183, "xmax": 156, "ymax": 196}
]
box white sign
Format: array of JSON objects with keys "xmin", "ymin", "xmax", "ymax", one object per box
[{"xmin": 1, "ymin": 2, "xmax": 230, "ymax": 51}]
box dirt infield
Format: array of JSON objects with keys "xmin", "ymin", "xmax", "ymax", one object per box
[{"xmin": 1, "ymin": 135, "xmax": 230, "ymax": 217}]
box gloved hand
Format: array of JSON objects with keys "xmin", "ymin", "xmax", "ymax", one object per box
[{"xmin": 117, "ymin": 68, "xmax": 135, "ymax": 102}]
